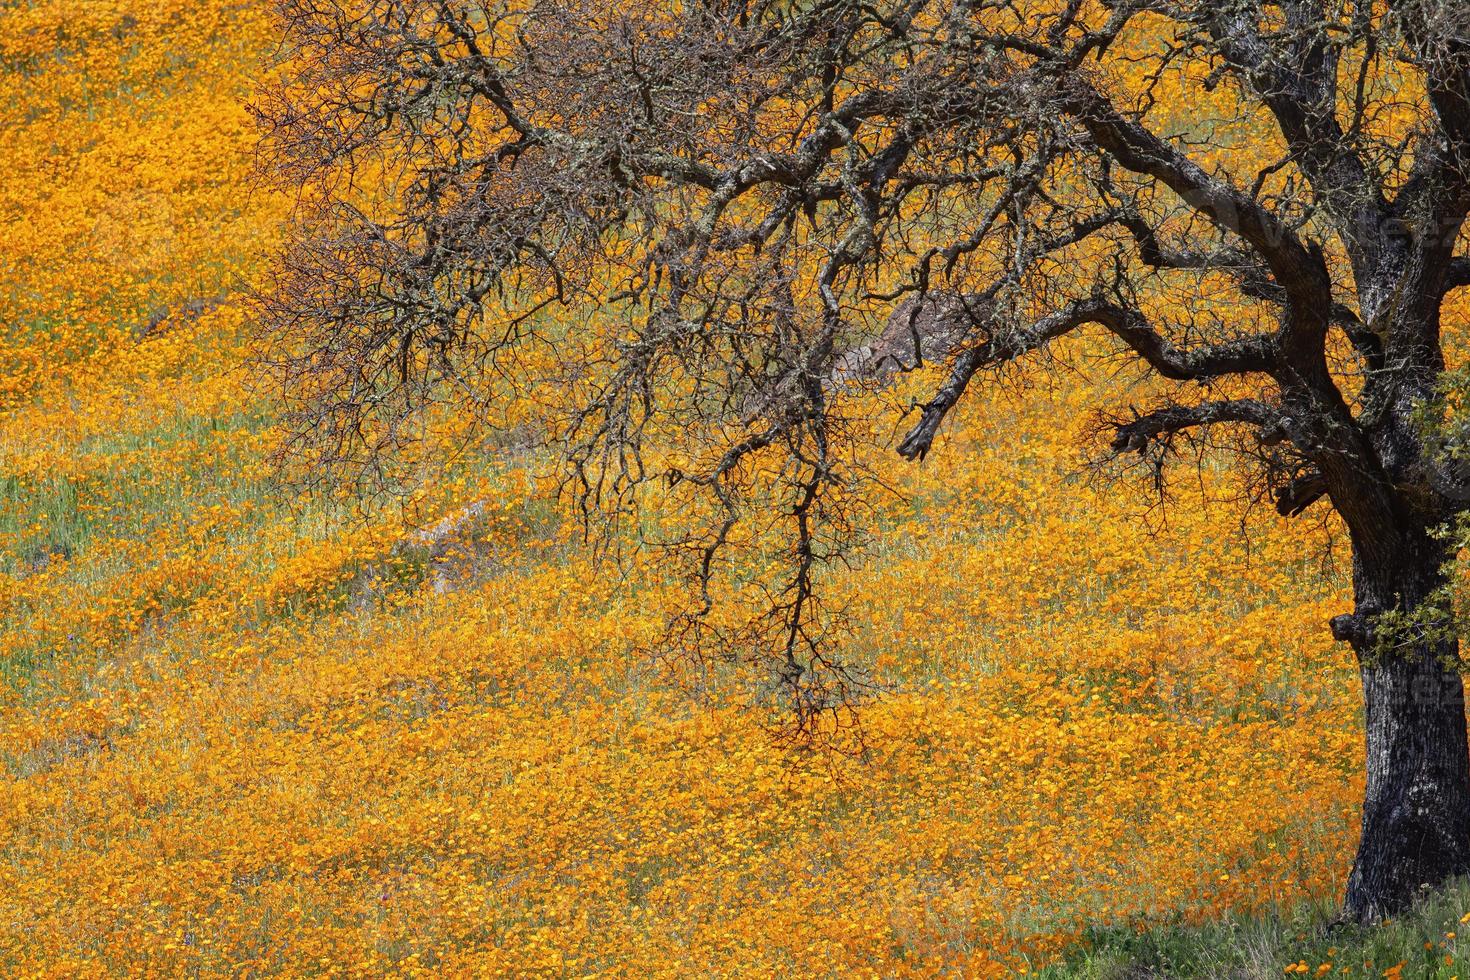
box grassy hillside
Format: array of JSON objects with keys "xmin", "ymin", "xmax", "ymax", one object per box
[
  {"xmin": 1040, "ymin": 879, "xmax": 1470, "ymax": 978},
  {"xmin": 3, "ymin": 0, "xmax": 1466, "ymax": 976}
]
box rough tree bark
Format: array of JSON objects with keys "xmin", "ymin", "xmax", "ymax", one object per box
[{"xmin": 1337, "ymin": 532, "xmax": 1470, "ymax": 921}]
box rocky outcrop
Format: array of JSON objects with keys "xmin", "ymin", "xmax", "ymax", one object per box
[
  {"xmin": 135, "ymin": 296, "xmax": 225, "ymax": 341},
  {"xmin": 397, "ymin": 500, "xmax": 497, "ymax": 594},
  {"xmin": 832, "ymin": 292, "xmax": 984, "ymax": 383}
]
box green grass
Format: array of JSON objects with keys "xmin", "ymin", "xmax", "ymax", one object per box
[{"xmin": 1033, "ymin": 879, "xmax": 1470, "ymax": 978}]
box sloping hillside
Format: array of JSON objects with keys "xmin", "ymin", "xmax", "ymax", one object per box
[{"xmin": 0, "ymin": 0, "xmax": 1414, "ymax": 975}]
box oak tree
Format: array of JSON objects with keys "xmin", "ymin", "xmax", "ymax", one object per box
[{"xmin": 255, "ymin": 0, "xmax": 1470, "ymax": 921}]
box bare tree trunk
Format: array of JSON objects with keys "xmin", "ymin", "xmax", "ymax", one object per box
[{"xmin": 1339, "ymin": 537, "xmax": 1470, "ymax": 922}]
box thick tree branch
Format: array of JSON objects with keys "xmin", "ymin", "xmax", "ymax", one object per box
[
  {"xmin": 897, "ymin": 298, "xmax": 1276, "ymax": 460},
  {"xmin": 1108, "ymin": 398, "xmax": 1282, "ymax": 454},
  {"xmin": 1061, "ymin": 81, "xmax": 1331, "ymax": 312},
  {"xmin": 1276, "ymin": 470, "xmax": 1330, "ymax": 518},
  {"xmin": 1199, "ymin": 0, "xmax": 1389, "ymax": 266}
]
